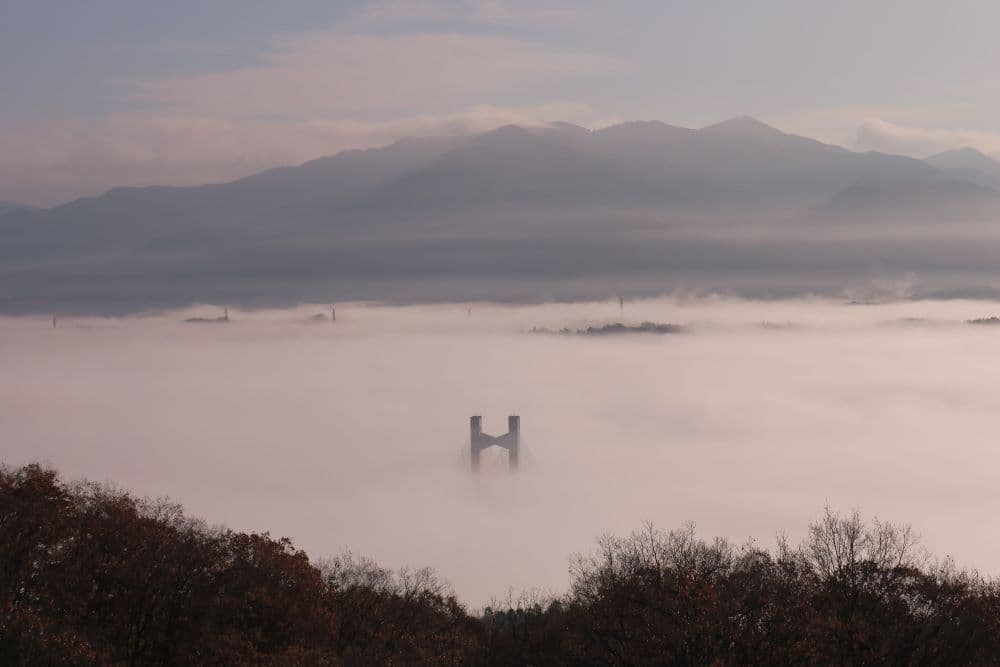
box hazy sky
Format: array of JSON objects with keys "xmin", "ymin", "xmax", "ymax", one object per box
[{"xmin": 4, "ymin": 0, "xmax": 1000, "ymax": 204}]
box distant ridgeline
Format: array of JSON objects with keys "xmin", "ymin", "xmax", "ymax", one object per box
[{"xmin": 7, "ymin": 118, "xmax": 1000, "ymax": 313}]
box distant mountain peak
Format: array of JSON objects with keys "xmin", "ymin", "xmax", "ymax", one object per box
[
  {"xmin": 938, "ymin": 146, "xmax": 989, "ymax": 159},
  {"xmin": 924, "ymin": 146, "xmax": 1000, "ymax": 186},
  {"xmin": 539, "ymin": 121, "xmax": 592, "ymax": 143},
  {"xmin": 547, "ymin": 121, "xmax": 590, "ymax": 134},
  {"xmin": 925, "ymin": 146, "xmax": 1000, "ymax": 171},
  {"xmin": 598, "ymin": 120, "xmax": 688, "ymax": 132},
  {"xmin": 466, "ymin": 124, "xmax": 542, "ymax": 151},
  {"xmin": 700, "ymin": 116, "xmax": 785, "ymax": 139},
  {"xmin": 591, "ymin": 120, "xmax": 693, "ymax": 143},
  {"xmin": 479, "ymin": 124, "xmax": 532, "ymax": 140}
]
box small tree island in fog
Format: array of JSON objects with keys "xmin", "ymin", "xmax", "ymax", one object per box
[{"xmin": 531, "ymin": 321, "xmax": 687, "ymax": 336}]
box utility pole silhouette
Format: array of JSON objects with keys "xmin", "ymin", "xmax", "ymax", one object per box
[
  {"xmin": 331, "ymin": 305, "xmax": 336, "ymax": 321},
  {"xmin": 619, "ymin": 295, "xmax": 624, "ymax": 314},
  {"xmin": 224, "ymin": 307, "xmax": 229, "ymax": 321},
  {"xmin": 52, "ymin": 315, "xmax": 57, "ymax": 328}
]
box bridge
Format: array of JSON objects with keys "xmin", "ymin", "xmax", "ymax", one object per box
[{"xmin": 470, "ymin": 415, "xmax": 519, "ymax": 472}]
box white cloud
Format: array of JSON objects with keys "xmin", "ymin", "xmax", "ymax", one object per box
[{"xmin": 855, "ymin": 118, "xmax": 1000, "ymax": 159}]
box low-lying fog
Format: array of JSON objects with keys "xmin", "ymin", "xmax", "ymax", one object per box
[{"xmin": 4, "ymin": 297, "xmax": 1000, "ymax": 605}]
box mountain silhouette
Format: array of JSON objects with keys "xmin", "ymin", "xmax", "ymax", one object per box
[{"xmin": 3, "ymin": 117, "xmax": 1000, "ymax": 312}]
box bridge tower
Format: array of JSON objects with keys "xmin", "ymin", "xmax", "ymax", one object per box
[{"xmin": 470, "ymin": 415, "xmax": 519, "ymax": 472}]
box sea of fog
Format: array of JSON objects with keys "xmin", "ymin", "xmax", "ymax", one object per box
[{"xmin": 4, "ymin": 297, "xmax": 1000, "ymax": 605}]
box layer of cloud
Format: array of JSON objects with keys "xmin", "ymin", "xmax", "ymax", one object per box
[
  {"xmin": 855, "ymin": 117, "xmax": 1000, "ymax": 159},
  {"xmin": 5, "ymin": 297, "xmax": 1000, "ymax": 605}
]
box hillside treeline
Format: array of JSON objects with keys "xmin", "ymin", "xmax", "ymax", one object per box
[{"xmin": 3, "ymin": 463, "xmax": 1000, "ymax": 666}]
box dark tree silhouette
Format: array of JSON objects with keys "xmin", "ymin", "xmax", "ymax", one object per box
[{"xmin": 2, "ymin": 464, "xmax": 999, "ymax": 666}]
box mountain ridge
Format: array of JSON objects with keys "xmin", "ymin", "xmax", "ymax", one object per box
[
  {"xmin": 4, "ymin": 116, "xmax": 1000, "ymax": 313},
  {"xmin": 2, "ymin": 116, "xmax": 957, "ymax": 211},
  {"xmin": 3, "ymin": 116, "xmax": 993, "ymax": 240}
]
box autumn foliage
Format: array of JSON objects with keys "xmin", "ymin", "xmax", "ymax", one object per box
[{"xmin": 2, "ymin": 463, "xmax": 999, "ymax": 665}]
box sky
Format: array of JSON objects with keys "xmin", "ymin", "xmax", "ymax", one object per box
[
  {"xmin": 4, "ymin": 0, "xmax": 1000, "ymax": 205},
  {"xmin": 5, "ymin": 297, "xmax": 1000, "ymax": 605}
]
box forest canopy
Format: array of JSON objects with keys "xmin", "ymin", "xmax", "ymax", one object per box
[{"xmin": 2, "ymin": 463, "xmax": 999, "ymax": 665}]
